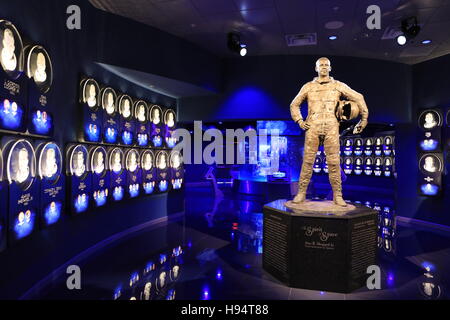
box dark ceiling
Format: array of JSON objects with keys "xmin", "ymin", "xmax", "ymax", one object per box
[{"xmin": 90, "ymin": 0, "xmax": 450, "ymax": 65}]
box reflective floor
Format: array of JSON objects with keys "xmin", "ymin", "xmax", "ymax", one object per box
[{"xmin": 27, "ymin": 186, "xmax": 450, "ymax": 300}]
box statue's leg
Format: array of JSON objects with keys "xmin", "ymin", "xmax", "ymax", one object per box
[
  {"xmin": 293, "ymin": 128, "xmax": 319, "ymax": 203},
  {"xmin": 324, "ymin": 126, "xmax": 347, "ymax": 207}
]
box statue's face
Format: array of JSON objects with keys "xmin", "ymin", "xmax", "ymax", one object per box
[
  {"xmin": 425, "ymin": 113, "xmax": 434, "ymax": 124},
  {"xmin": 36, "ymin": 52, "xmax": 46, "ymax": 72},
  {"xmin": 425, "ymin": 156, "xmax": 434, "ymax": 168},
  {"xmin": 89, "ymin": 84, "xmax": 96, "ymax": 99},
  {"xmin": 97, "ymin": 152, "xmax": 104, "ymax": 167},
  {"xmin": 18, "ymin": 148, "xmax": 29, "ymax": 171},
  {"xmin": 114, "ymin": 153, "xmax": 120, "ymax": 164},
  {"xmin": 315, "ymin": 58, "xmax": 331, "ymax": 77},
  {"xmin": 46, "ymin": 148, "xmax": 56, "ymax": 167},
  {"xmin": 107, "ymin": 92, "xmax": 114, "ymax": 107},
  {"xmin": 75, "ymin": 152, "xmax": 84, "ymax": 168}
]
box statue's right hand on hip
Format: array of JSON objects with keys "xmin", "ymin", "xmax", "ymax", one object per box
[{"xmin": 298, "ymin": 120, "xmax": 310, "ymax": 131}]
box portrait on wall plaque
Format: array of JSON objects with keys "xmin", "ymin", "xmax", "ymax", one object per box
[
  {"xmin": 157, "ymin": 151, "xmax": 168, "ymax": 170},
  {"xmin": 151, "ymin": 105, "xmax": 162, "ymax": 125},
  {"xmin": 109, "ymin": 148, "xmax": 123, "ymax": 174},
  {"xmin": 119, "ymin": 95, "xmax": 133, "ymax": 120},
  {"xmin": 38, "ymin": 142, "xmax": 62, "ymax": 183},
  {"xmin": 164, "ymin": 109, "xmax": 176, "ymax": 128},
  {"xmin": 126, "ymin": 149, "xmax": 140, "ymax": 173},
  {"xmin": 156, "ymin": 150, "xmax": 169, "ymax": 192},
  {"xmin": 90, "ymin": 147, "xmax": 107, "ymax": 176},
  {"xmin": 101, "ymin": 87, "xmax": 117, "ymax": 116},
  {"xmin": 150, "ymin": 105, "xmax": 163, "ymax": 147},
  {"xmin": 420, "ymin": 154, "xmax": 442, "ymax": 174},
  {"xmin": 0, "ymin": 20, "xmax": 23, "ymax": 79},
  {"xmin": 0, "ymin": 98, "xmax": 24, "ymax": 130},
  {"xmin": 135, "ymin": 100, "xmax": 148, "ymax": 123},
  {"xmin": 25, "ymin": 45, "xmax": 52, "ymax": 93},
  {"xmin": 418, "ymin": 110, "xmax": 442, "ymax": 130},
  {"xmin": 142, "ymin": 150, "xmax": 154, "ymax": 172},
  {"xmin": 69, "ymin": 145, "xmax": 88, "ymax": 178},
  {"xmin": 6, "ymin": 139, "xmax": 36, "ymax": 190},
  {"xmin": 164, "ymin": 109, "xmax": 177, "ymax": 148},
  {"xmin": 81, "ymin": 78, "xmax": 100, "ymax": 108}
]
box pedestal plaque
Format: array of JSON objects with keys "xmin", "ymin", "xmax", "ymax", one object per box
[{"xmin": 263, "ymin": 199, "xmax": 378, "ymax": 293}]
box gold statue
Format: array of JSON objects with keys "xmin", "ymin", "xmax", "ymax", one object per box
[{"xmin": 290, "ymin": 57, "xmax": 369, "ymax": 207}]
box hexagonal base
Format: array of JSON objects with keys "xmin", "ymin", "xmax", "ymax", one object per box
[{"xmin": 263, "ymin": 199, "xmax": 378, "ymax": 293}]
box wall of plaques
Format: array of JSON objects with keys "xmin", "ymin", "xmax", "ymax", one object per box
[
  {"xmin": 312, "ymin": 134, "xmax": 396, "ymax": 178},
  {"xmin": 0, "ymin": 19, "xmax": 64, "ymax": 251},
  {"xmin": 417, "ymin": 108, "xmax": 445, "ymax": 196}
]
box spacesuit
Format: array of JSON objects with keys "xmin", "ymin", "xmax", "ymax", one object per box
[{"xmin": 290, "ymin": 57, "xmax": 369, "ymax": 206}]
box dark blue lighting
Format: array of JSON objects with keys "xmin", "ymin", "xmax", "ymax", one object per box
[
  {"xmin": 31, "ymin": 110, "xmax": 53, "ymax": 135},
  {"xmin": 421, "ymin": 261, "xmax": 435, "ymax": 272},
  {"xmin": 0, "ymin": 99, "xmax": 23, "ymax": 130},
  {"xmin": 152, "ymin": 135, "xmax": 162, "ymax": 147},
  {"xmin": 202, "ymin": 286, "xmax": 210, "ymax": 300},
  {"xmin": 137, "ymin": 133, "xmax": 148, "ymax": 146},
  {"xmin": 122, "ymin": 131, "xmax": 133, "ymax": 145},
  {"xmin": 105, "ymin": 127, "xmax": 118, "ymax": 143},
  {"xmin": 113, "ymin": 286, "xmax": 122, "ymax": 300},
  {"xmin": 14, "ymin": 211, "xmax": 35, "ymax": 239},
  {"xmin": 85, "ymin": 123, "xmax": 100, "ymax": 142},
  {"xmin": 160, "ymin": 254, "xmax": 167, "ymax": 264},
  {"xmin": 159, "ymin": 180, "xmax": 168, "ymax": 192},
  {"xmin": 420, "ymin": 183, "xmax": 439, "ymax": 196},
  {"xmin": 216, "ymin": 269, "xmax": 223, "ymax": 280},
  {"xmin": 420, "ymin": 139, "xmax": 438, "ymax": 151},
  {"xmin": 44, "ymin": 201, "xmax": 62, "ymax": 225},
  {"xmin": 143, "ymin": 182, "xmax": 155, "ymax": 194},
  {"xmin": 113, "ymin": 186, "xmax": 124, "ymax": 201},
  {"xmin": 74, "ymin": 194, "xmax": 89, "ymax": 213},
  {"xmin": 129, "ymin": 184, "xmax": 140, "ymax": 198}
]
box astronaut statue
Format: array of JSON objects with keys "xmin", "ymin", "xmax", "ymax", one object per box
[{"xmin": 290, "ymin": 57, "xmax": 369, "ymax": 207}]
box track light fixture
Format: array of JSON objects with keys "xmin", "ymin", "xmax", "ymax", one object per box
[
  {"xmin": 227, "ymin": 32, "xmax": 247, "ymax": 57},
  {"xmin": 396, "ymin": 17, "xmax": 421, "ymax": 46}
]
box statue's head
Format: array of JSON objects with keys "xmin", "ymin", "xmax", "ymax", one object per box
[{"xmin": 315, "ymin": 57, "xmax": 331, "ymax": 77}]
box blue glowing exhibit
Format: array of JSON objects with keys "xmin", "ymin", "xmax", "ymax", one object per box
[
  {"xmin": 30, "ymin": 110, "xmax": 53, "ymax": 135},
  {"xmin": 0, "ymin": 98, "xmax": 24, "ymax": 130},
  {"xmin": 43, "ymin": 201, "xmax": 62, "ymax": 226},
  {"xmin": 94, "ymin": 190, "xmax": 108, "ymax": 206},
  {"xmin": 420, "ymin": 139, "xmax": 439, "ymax": 151},
  {"xmin": 13, "ymin": 210, "xmax": 35, "ymax": 240},
  {"xmin": 105, "ymin": 127, "xmax": 118, "ymax": 144},
  {"xmin": 112, "ymin": 186, "xmax": 124, "ymax": 201},
  {"xmin": 129, "ymin": 184, "xmax": 140, "ymax": 198},
  {"xmin": 121, "ymin": 131, "xmax": 133, "ymax": 145},
  {"xmin": 421, "ymin": 183, "xmax": 439, "ymax": 196},
  {"xmin": 137, "ymin": 133, "xmax": 148, "ymax": 146},
  {"xmin": 85, "ymin": 123, "xmax": 101, "ymax": 142},
  {"xmin": 159, "ymin": 180, "xmax": 168, "ymax": 192},
  {"xmin": 152, "ymin": 135, "xmax": 162, "ymax": 147},
  {"xmin": 143, "ymin": 182, "xmax": 155, "ymax": 194},
  {"xmin": 74, "ymin": 193, "xmax": 89, "ymax": 213}
]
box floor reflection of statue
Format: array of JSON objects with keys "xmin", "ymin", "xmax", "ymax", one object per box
[
  {"xmin": 423, "ymin": 156, "xmax": 437, "ymax": 173},
  {"xmin": 44, "ymin": 148, "xmax": 58, "ymax": 178},
  {"xmin": 1, "ymin": 28, "xmax": 17, "ymax": 72},
  {"xmin": 290, "ymin": 57, "xmax": 369, "ymax": 206},
  {"xmin": 423, "ymin": 112, "xmax": 437, "ymax": 129},
  {"xmin": 34, "ymin": 52, "xmax": 47, "ymax": 83},
  {"xmin": 74, "ymin": 151, "xmax": 86, "ymax": 177},
  {"xmin": 16, "ymin": 148, "xmax": 30, "ymax": 183}
]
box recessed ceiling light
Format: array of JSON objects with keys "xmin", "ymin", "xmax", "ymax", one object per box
[
  {"xmin": 422, "ymin": 39, "xmax": 432, "ymax": 44},
  {"xmin": 325, "ymin": 21, "xmax": 344, "ymax": 30},
  {"xmin": 329, "ymin": 35, "xmax": 338, "ymax": 40},
  {"xmin": 397, "ymin": 35, "xmax": 407, "ymax": 46}
]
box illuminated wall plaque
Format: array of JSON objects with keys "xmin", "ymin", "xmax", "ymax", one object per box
[
  {"xmin": 156, "ymin": 150, "xmax": 169, "ymax": 192},
  {"xmin": 150, "ymin": 105, "xmax": 163, "ymax": 148},
  {"xmin": 80, "ymin": 78, "xmax": 102, "ymax": 142},
  {"xmin": 108, "ymin": 147, "xmax": 125, "ymax": 202},
  {"xmin": 313, "ymin": 156, "xmax": 322, "ymax": 173},
  {"xmin": 4, "ymin": 139, "xmax": 38, "ymax": 242},
  {"xmin": 364, "ymin": 157, "xmax": 373, "ymax": 176},
  {"xmin": 353, "ymin": 138, "xmax": 363, "ymax": 156},
  {"xmin": 135, "ymin": 100, "xmax": 149, "ymax": 147},
  {"xmin": 125, "ymin": 149, "xmax": 141, "ymax": 198},
  {"xmin": 418, "ymin": 109, "xmax": 442, "ymax": 152},
  {"xmin": 36, "ymin": 142, "xmax": 64, "ymax": 227},
  {"xmin": 418, "ymin": 153, "xmax": 443, "ymax": 196},
  {"xmin": 342, "ymin": 138, "xmax": 353, "ymax": 156},
  {"xmin": 101, "ymin": 87, "xmax": 119, "ymax": 144},
  {"xmin": 141, "ymin": 150, "xmax": 155, "ymax": 195},
  {"xmin": 163, "ymin": 109, "xmax": 177, "ymax": 148},
  {"xmin": 383, "ymin": 136, "xmax": 394, "ymax": 156},
  {"xmin": 343, "ymin": 157, "xmax": 353, "ymax": 175},
  {"xmin": 0, "ymin": 148, "xmax": 6, "ymax": 252},
  {"xmin": 383, "ymin": 157, "xmax": 393, "ymax": 177},
  {"xmin": 374, "ymin": 137, "xmax": 383, "ymax": 156},
  {"xmin": 67, "ymin": 144, "xmax": 91, "ymax": 213},
  {"xmin": 169, "ymin": 150, "xmax": 183, "ymax": 190},
  {"xmin": 373, "ymin": 157, "xmax": 383, "ymax": 176},
  {"xmin": 119, "ymin": 95, "xmax": 135, "ymax": 146},
  {"xmin": 89, "ymin": 146, "xmax": 109, "ymax": 207},
  {"xmin": 353, "ymin": 157, "xmax": 363, "ymax": 175},
  {"xmin": 364, "ymin": 138, "xmax": 373, "ymax": 156}
]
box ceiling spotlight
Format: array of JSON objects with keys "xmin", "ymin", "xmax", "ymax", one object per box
[
  {"xmin": 422, "ymin": 39, "xmax": 432, "ymax": 45},
  {"xmin": 329, "ymin": 35, "xmax": 338, "ymax": 40},
  {"xmin": 396, "ymin": 17, "xmax": 421, "ymax": 46},
  {"xmin": 228, "ymin": 32, "xmax": 247, "ymax": 57}
]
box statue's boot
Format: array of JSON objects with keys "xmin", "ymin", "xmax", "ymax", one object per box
[
  {"xmin": 329, "ymin": 164, "xmax": 347, "ymax": 207},
  {"xmin": 293, "ymin": 163, "xmax": 313, "ymax": 203}
]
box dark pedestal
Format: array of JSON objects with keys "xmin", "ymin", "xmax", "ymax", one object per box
[{"xmin": 263, "ymin": 199, "xmax": 378, "ymax": 293}]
